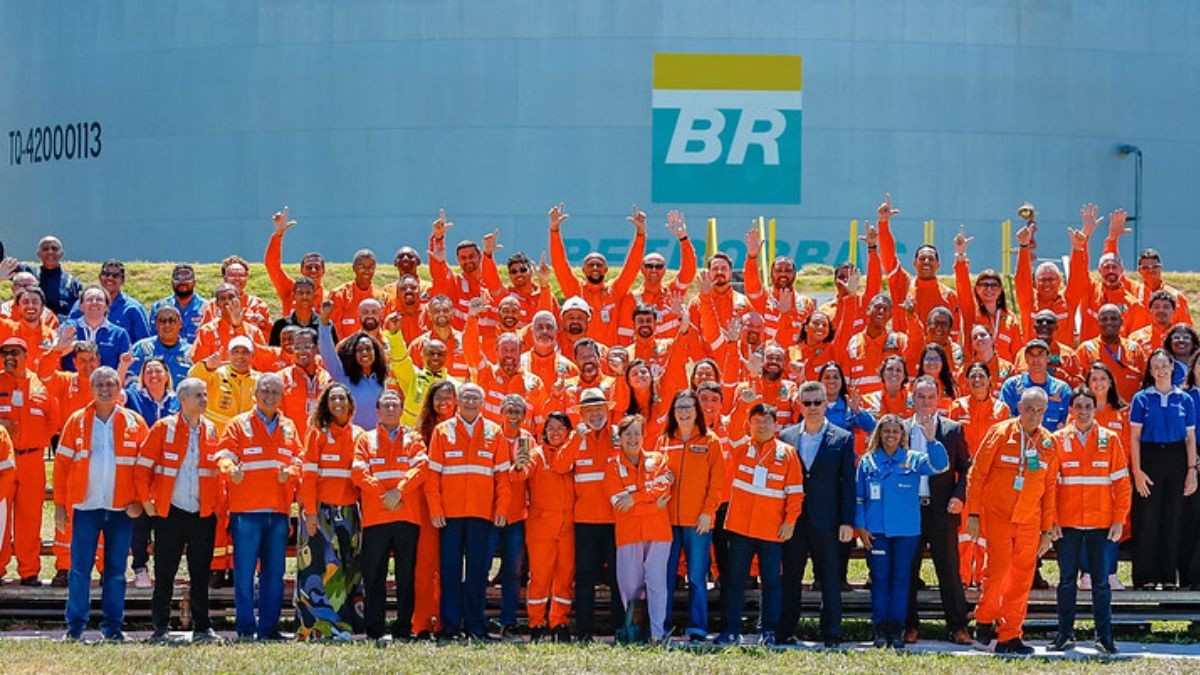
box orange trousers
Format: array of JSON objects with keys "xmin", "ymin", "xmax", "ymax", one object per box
[
  {"xmin": 525, "ymin": 510, "xmax": 574, "ymax": 628},
  {"xmin": 210, "ymin": 508, "xmax": 232, "ymax": 572},
  {"xmin": 958, "ymin": 514, "xmax": 987, "ymax": 587},
  {"xmin": 5, "ymin": 452, "xmax": 45, "ymax": 578},
  {"xmin": 974, "ymin": 517, "xmax": 1039, "ymax": 642},
  {"xmin": 411, "ymin": 520, "xmax": 440, "ymax": 635}
]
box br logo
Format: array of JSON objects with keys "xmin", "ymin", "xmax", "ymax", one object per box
[{"xmin": 652, "ymin": 53, "xmax": 802, "ymax": 204}]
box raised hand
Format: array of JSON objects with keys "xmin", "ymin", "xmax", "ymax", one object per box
[
  {"xmin": 0, "ymin": 256, "xmax": 19, "ymax": 281},
  {"xmin": 53, "ymin": 324, "xmax": 76, "ymax": 353},
  {"xmin": 627, "ymin": 204, "xmax": 647, "ymax": 235},
  {"xmin": 721, "ymin": 317, "xmax": 742, "ymax": 344},
  {"xmin": 384, "ymin": 312, "xmax": 403, "ymax": 333},
  {"xmin": 858, "ymin": 223, "xmax": 879, "ymax": 249},
  {"xmin": 536, "ymin": 252, "xmax": 552, "ymax": 287},
  {"xmin": 431, "ymin": 209, "xmax": 453, "ymax": 239},
  {"xmin": 668, "ymin": 292, "xmax": 686, "ymax": 319},
  {"xmin": 548, "ymin": 203, "xmax": 569, "ymax": 232},
  {"xmin": 467, "ymin": 296, "xmax": 485, "ymax": 318},
  {"xmin": 202, "ymin": 351, "xmax": 226, "ymax": 371},
  {"xmin": 1015, "ymin": 222, "xmax": 1036, "ymax": 247},
  {"xmin": 742, "ymin": 352, "xmax": 764, "ymax": 379},
  {"xmin": 666, "ymin": 209, "xmax": 688, "ymax": 238},
  {"xmin": 878, "ymin": 193, "xmax": 900, "ymax": 221},
  {"xmin": 835, "ymin": 266, "xmax": 861, "ymax": 296},
  {"xmin": 773, "ymin": 288, "xmax": 795, "ymax": 314},
  {"xmin": 319, "ymin": 298, "xmax": 335, "ymax": 325},
  {"xmin": 697, "ymin": 269, "xmax": 714, "ymax": 295},
  {"xmin": 272, "ymin": 206, "xmax": 296, "ymax": 235},
  {"xmin": 482, "ymin": 229, "xmax": 502, "ymax": 256},
  {"xmin": 744, "ymin": 227, "xmax": 763, "ymax": 256},
  {"xmin": 953, "ymin": 224, "xmax": 974, "ymax": 257},
  {"xmin": 1108, "ymin": 208, "xmax": 1131, "ymax": 240},
  {"xmin": 1079, "ymin": 203, "xmax": 1103, "ymax": 238}
]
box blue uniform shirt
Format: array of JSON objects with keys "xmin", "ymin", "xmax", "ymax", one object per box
[
  {"xmin": 61, "ymin": 320, "xmax": 132, "ymax": 371},
  {"xmin": 70, "ymin": 291, "xmax": 151, "ymax": 344},
  {"xmin": 123, "ymin": 385, "xmax": 180, "ymax": 426},
  {"xmin": 1000, "ymin": 372, "xmax": 1071, "ymax": 430},
  {"xmin": 149, "ymin": 293, "xmax": 209, "ymax": 344},
  {"xmin": 854, "ymin": 441, "xmax": 950, "ymax": 537},
  {"xmin": 1130, "ymin": 386, "xmax": 1196, "ymax": 443},
  {"xmin": 826, "ymin": 397, "xmax": 877, "ymax": 436},
  {"xmin": 128, "ymin": 336, "xmax": 193, "ymax": 387}
]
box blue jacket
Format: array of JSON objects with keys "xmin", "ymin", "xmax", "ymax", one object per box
[
  {"xmin": 61, "ymin": 320, "xmax": 131, "ymax": 371},
  {"xmin": 128, "ymin": 336, "xmax": 193, "ymax": 387},
  {"xmin": 150, "ymin": 293, "xmax": 209, "ymax": 343},
  {"xmin": 123, "ymin": 385, "xmax": 180, "ymax": 427},
  {"xmin": 999, "ymin": 372, "xmax": 1071, "ymax": 431},
  {"xmin": 70, "ymin": 291, "xmax": 151, "ymax": 343},
  {"xmin": 855, "ymin": 442, "xmax": 950, "ymax": 537}
]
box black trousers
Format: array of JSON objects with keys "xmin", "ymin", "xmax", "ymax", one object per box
[
  {"xmin": 151, "ymin": 508, "xmax": 216, "ymax": 632},
  {"xmin": 905, "ymin": 510, "xmax": 969, "ymax": 631},
  {"xmin": 778, "ymin": 519, "xmax": 841, "ymax": 641},
  {"xmin": 712, "ymin": 504, "xmax": 732, "ymax": 629},
  {"xmin": 361, "ymin": 520, "xmax": 420, "ymax": 639},
  {"xmin": 130, "ymin": 513, "xmax": 151, "ymax": 571},
  {"xmin": 1133, "ymin": 441, "xmax": 1188, "ymax": 586},
  {"xmin": 574, "ymin": 522, "xmax": 624, "ymax": 637}
]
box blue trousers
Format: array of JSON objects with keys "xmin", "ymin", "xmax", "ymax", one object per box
[
  {"xmin": 231, "ymin": 512, "xmax": 289, "ymax": 638},
  {"xmin": 1077, "ymin": 537, "xmax": 1119, "ymax": 576},
  {"xmin": 66, "ymin": 508, "xmax": 133, "ymax": 637},
  {"xmin": 864, "ymin": 534, "xmax": 920, "ymax": 628},
  {"xmin": 487, "ymin": 520, "xmax": 526, "ymax": 627},
  {"xmin": 722, "ymin": 532, "xmax": 782, "ymax": 637},
  {"xmin": 667, "ymin": 525, "xmax": 712, "ymax": 635},
  {"xmin": 1055, "ymin": 527, "xmax": 1113, "ymax": 642},
  {"xmin": 439, "ymin": 517, "xmax": 493, "ymax": 636}
]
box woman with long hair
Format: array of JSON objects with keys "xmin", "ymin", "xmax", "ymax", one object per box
[
  {"xmin": 657, "ymin": 390, "xmax": 724, "ymax": 641},
  {"xmin": 919, "ymin": 343, "xmax": 957, "ymax": 412},
  {"xmin": 816, "ymin": 361, "xmax": 877, "ymax": 440},
  {"xmin": 523, "ymin": 412, "xmax": 577, "ymax": 642},
  {"xmin": 1077, "ymin": 362, "xmax": 1131, "ymax": 591},
  {"xmin": 319, "ymin": 302, "xmax": 389, "ymax": 426},
  {"xmin": 1165, "ymin": 324, "xmax": 1200, "ymax": 386},
  {"xmin": 120, "ymin": 356, "xmax": 180, "ymax": 426},
  {"xmin": 296, "ymin": 383, "xmax": 366, "ymax": 640},
  {"xmin": 962, "ymin": 325, "xmax": 1012, "ymax": 395},
  {"xmin": 790, "ymin": 311, "xmax": 838, "ymax": 384},
  {"xmin": 417, "ymin": 380, "xmax": 458, "ymax": 445},
  {"xmin": 862, "ymin": 355, "xmax": 913, "ymax": 419},
  {"xmin": 409, "ymin": 379, "xmax": 457, "ymax": 638},
  {"xmin": 621, "ymin": 359, "xmax": 672, "ymax": 440},
  {"xmin": 690, "ymin": 357, "xmax": 736, "ymax": 415},
  {"xmin": 953, "ymin": 232, "xmax": 1023, "ymax": 361}
]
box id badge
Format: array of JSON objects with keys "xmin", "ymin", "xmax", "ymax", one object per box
[
  {"xmin": 12, "ymin": 390, "xmax": 23, "ymax": 407},
  {"xmin": 869, "ymin": 482, "xmax": 881, "ymax": 500},
  {"xmin": 600, "ymin": 308, "xmax": 611, "ymax": 323},
  {"xmin": 752, "ymin": 465, "xmax": 768, "ymax": 488},
  {"xmin": 1025, "ymin": 452, "xmax": 1040, "ymax": 471},
  {"xmin": 1013, "ymin": 475, "xmax": 1025, "ymax": 491}
]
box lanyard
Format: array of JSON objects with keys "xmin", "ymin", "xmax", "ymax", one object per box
[{"xmin": 1102, "ymin": 341, "xmax": 1125, "ymax": 368}]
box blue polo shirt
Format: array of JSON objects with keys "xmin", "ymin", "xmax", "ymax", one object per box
[
  {"xmin": 128, "ymin": 336, "xmax": 193, "ymax": 387},
  {"xmin": 123, "ymin": 385, "xmax": 180, "ymax": 426},
  {"xmin": 70, "ymin": 291, "xmax": 151, "ymax": 343},
  {"xmin": 1130, "ymin": 386, "xmax": 1196, "ymax": 444},
  {"xmin": 61, "ymin": 320, "xmax": 132, "ymax": 371},
  {"xmin": 1000, "ymin": 373, "xmax": 1071, "ymax": 431},
  {"xmin": 854, "ymin": 442, "xmax": 950, "ymax": 537},
  {"xmin": 149, "ymin": 293, "xmax": 209, "ymax": 343}
]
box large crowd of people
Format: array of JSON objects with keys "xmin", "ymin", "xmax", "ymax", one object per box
[{"xmin": 0, "ymin": 195, "xmax": 1194, "ymax": 656}]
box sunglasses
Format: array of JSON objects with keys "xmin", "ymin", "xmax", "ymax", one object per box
[
  {"xmin": 1034, "ymin": 318, "xmax": 1057, "ymax": 325},
  {"xmin": 800, "ymin": 399, "xmax": 825, "ymax": 407},
  {"xmin": 0, "ymin": 348, "xmax": 23, "ymax": 356},
  {"xmin": 99, "ymin": 270, "xmax": 123, "ymax": 278},
  {"xmin": 509, "ymin": 266, "xmax": 530, "ymax": 274},
  {"xmin": 976, "ymin": 280, "xmax": 1002, "ymax": 289},
  {"xmin": 643, "ymin": 262, "xmax": 665, "ymax": 270}
]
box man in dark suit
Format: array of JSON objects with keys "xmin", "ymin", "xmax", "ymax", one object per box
[
  {"xmin": 903, "ymin": 376, "xmax": 973, "ymax": 644},
  {"xmin": 776, "ymin": 381, "xmax": 856, "ymax": 647}
]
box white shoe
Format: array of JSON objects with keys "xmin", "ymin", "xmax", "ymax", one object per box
[
  {"xmin": 134, "ymin": 568, "xmax": 152, "ymax": 589},
  {"xmin": 1108, "ymin": 574, "xmax": 1125, "ymax": 591},
  {"xmin": 1079, "ymin": 574, "xmax": 1092, "ymax": 591}
]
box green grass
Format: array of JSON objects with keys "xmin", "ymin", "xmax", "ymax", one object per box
[{"xmin": 0, "ymin": 640, "xmax": 1192, "ymax": 674}]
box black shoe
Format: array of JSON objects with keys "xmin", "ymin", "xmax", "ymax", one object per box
[
  {"xmin": 60, "ymin": 632, "xmax": 83, "ymax": 642},
  {"xmin": 1048, "ymin": 633, "xmax": 1074, "ymax": 652},
  {"xmin": 104, "ymin": 631, "xmax": 130, "ymax": 643},
  {"xmin": 374, "ymin": 635, "xmax": 394, "ymax": 648},
  {"xmin": 823, "ymin": 639, "xmax": 841, "ymax": 649},
  {"xmin": 191, "ymin": 628, "xmax": 224, "ymax": 644},
  {"xmin": 1095, "ymin": 639, "xmax": 1119, "ymax": 655},
  {"xmin": 149, "ymin": 628, "xmax": 172, "ymax": 643},
  {"xmin": 888, "ymin": 633, "xmax": 906, "ymax": 650},
  {"xmin": 208, "ymin": 572, "xmax": 226, "ymax": 590},
  {"xmin": 872, "ymin": 627, "xmax": 887, "ymax": 648},
  {"xmin": 50, "ymin": 570, "xmax": 69, "ymax": 588},
  {"xmin": 19, "ymin": 576, "xmax": 42, "ymax": 587},
  {"xmin": 437, "ymin": 630, "xmax": 465, "ymax": 642},
  {"xmin": 529, "ymin": 627, "xmax": 547, "ymax": 643},
  {"xmin": 552, "ymin": 625, "xmax": 572, "ymax": 643},
  {"xmin": 498, "ymin": 625, "xmax": 519, "ymax": 640},
  {"xmin": 994, "ymin": 638, "xmax": 1034, "ymax": 656},
  {"xmin": 468, "ymin": 632, "xmax": 497, "ymax": 642},
  {"xmin": 414, "ymin": 631, "xmax": 434, "ymax": 641},
  {"xmin": 974, "ymin": 623, "xmax": 995, "ymax": 647},
  {"xmin": 234, "ymin": 633, "xmax": 256, "ymax": 643}
]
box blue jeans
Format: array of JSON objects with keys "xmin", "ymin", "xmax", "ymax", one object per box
[
  {"xmin": 1055, "ymin": 527, "xmax": 1113, "ymax": 642},
  {"xmin": 864, "ymin": 534, "xmax": 920, "ymax": 628},
  {"xmin": 487, "ymin": 520, "xmax": 526, "ymax": 627},
  {"xmin": 667, "ymin": 525, "xmax": 713, "ymax": 635},
  {"xmin": 231, "ymin": 512, "xmax": 289, "ymax": 638},
  {"xmin": 439, "ymin": 517, "xmax": 493, "ymax": 636},
  {"xmin": 722, "ymin": 532, "xmax": 782, "ymax": 637},
  {"xmin": 1078, "ymin": 537, "xmax": 1119, "ymax": 576},
  {"xmin": 66, "ymin": 508, "xmax": 133, "ymax": 637}
]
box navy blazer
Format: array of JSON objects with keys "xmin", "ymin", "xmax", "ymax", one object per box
[{"xmin": 778, "ymin": 422, "xmax": 856, "ymax": 531}]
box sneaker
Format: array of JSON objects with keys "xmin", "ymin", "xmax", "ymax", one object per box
[
  {"xmin": 888, "ymin": 633, "xmax": 906, "ymax": 650},
  {"xmin": 60, "ymin": 632, "xmax": 83, "ymax": 642},
  {"xmin": 974, "ymin": 623, "xmax": 996, "ymax": 650},
  {"xmin": 1095, "ymin": 638, "xmax": 1119, "ymax": 655},
  {"xmin": 1079, "ymin": 574, "xmax": 1092, "ymax": 591},
  {"xmin": 872, "ymin": 629, "xmax": 887, "ymax": 649},
  {"xmin": 528, "ymin": 627, "xmax": 547, "ymax": 643},
  {"xmin": 552, "ymin": 625, "xmax": 572, "ymax": 643},
  {"xmin": 149, "ymin": 628, "xmax": 172, "ymax": 643},
  {"xmin": 50, "ymin": 570, "xmax": 69, "ymax": 588},
  {"xmin": 994, "ymin": 638, "xmax": 1034, "ymax": 656},
  {"xmin": 1048, "ymin": 633, "xmax": 1075, "ymax": 652},
  {"xmin": 134, "ymin": 568, "xmax": 153, "ymax": 589},
  {"xmin": 258, "ymin": 631, "xmax": 288, "ymax": 642},
  {"xmin": 191, "ymin": 628, "xmax": 225, "ymax": 644},
  {"xmin": 103, "ymin": 631, "xmax": 130, "ymax": 643},
  {"xmin": 234, "ymin": 633, "xmax": 256, "ymax": 643},
  {"xmin": 685, "ymin": 628, "xmax": 709, "ymax": 642},
  {"xmin": 498, "ymin": 625, "xmax": 519, "ymax": 640},
  {"xmin": 1108, "ymin": 574, "xmax": 1125, "ymax": 591},
  {"xmin": 374, "ymin": 635, "xmax": 394, "ymax": 648}
]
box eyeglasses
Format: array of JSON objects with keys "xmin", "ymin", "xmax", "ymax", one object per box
[
  {"xmin": 509, "ymin": 266, "xmax": 530, "ymax": 274},
  {"xmin": 930, "ymin": 320, "xmax": 952, "ymax": 329},
  {"xmin": 643, "ymin": 262, "xmax": 665, "ymax": 270},
  {"xmin": 976, "ymin": 280, "xmax": 1002, "ymax": 289},
  {"xmin": 1139, "ymin": 263, "xmax": 1162, "ymax": 270},
  {"xmin": 99, "ymin": 270, "xmax": 123, "ymax": 278},
  {"xmin": 1034, "ymin": 318, "xmax": 1057, "ymax": 325},
  {"xmin": 157, "ymin": 316, "xmax": 180, "ymax": 324},
  {"xmin": 800, "ymin": 399, "xmax": 825, "ymax": 407},
  {"xmin": 673, "ymin": 404, "xmax": 696, "ymax": 411}
]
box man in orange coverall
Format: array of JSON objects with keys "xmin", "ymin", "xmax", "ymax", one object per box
[{"xmin": 966, "ymin": 387, "xmax": 1058, "ymax": 656}]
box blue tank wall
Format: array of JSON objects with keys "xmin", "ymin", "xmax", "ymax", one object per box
[{"xmin": 0, "ymin": 0, "xmax": 1197, "ymax": 271}]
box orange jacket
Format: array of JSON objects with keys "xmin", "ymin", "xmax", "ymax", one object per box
[
  {"xmin": 730, "ymin": 379, "xmax": 802, "ymax": 428},
  {"xmin": 1014, "ymin": 246, "xmax": 1074, "ymax": 346},
  {"xmin": 500, "ymin": 429, "xmax": 537, "ymax": 523},
  {"xmin": 300, "ymin": 422, "xmax": 364, "ymax": 509},
  {"xmin": 525, "ymin": 438, "xmax": 576, "ymax": 519},
  {"xmin": 723, "ymin": 437, "xmax": 804, "ymax": 541},
  {"xmin": 134, "ymin": 413, "xmax": 222, "ymax": 517},
  {"xmin": 549, "ymin": 228, "xmax": 645, "ymax": 346},
  {"xmin": 13, "ymin": 320, "xmax": 60, "ymax": 378},
  {"xmin": 841, "ymin": 329, "xmax": 908, "ymax": 395},
  {"xmin": 327, "ymin": 281, "xmax": 384, "ymax": 336},
  {"xmin": 657, "ymin": 430, "xmax": 725, "ymax": 527},
  {"xmin": 199, "ymin": 292, "xmax": 272, "ymax": 335},
  {"xmin": 46, "ymin": 371, "xmax": 93, "ymax": 423},
  {"xmin": 215, "ymin": 410, "xmax": 303, "ymax": 514},
  {"xmin": 966, "ymin": 418, "xmax": 1058, "ymax": 529},
  {"xmin": 0, "ymin": 370, "xmax": 60, "ymax": 449},
  {"xmin": 265, "ymin": 232, "xmax": 326, "ymax": 315},
  {"xmin": 1067, "ymin": 241, "xmax": 1151, "ymax": 341},
  {"xmin": 864, "ymin": 387, "xmax": 915, "ymax": 420},
  {"xmin": 54, "ymin": 404, "xmax": 149, "ymax": 509},
  {"xmin": 190, "ymin": 319, "xmax": 268, "ymax": 365},
  {"xmin": 704, "ymin": 414, "xmax": 748, "ymax": 505},
  {"xmin": 0, "ymin": 426, "xmax": 15, "ymax": 500},
  {"xmin": 948, "ymin": 394, "xmax": 1010, "ymax": 454},
  {"xmin": 571, "ymin": 424, "xmax": 620, "ymax": 524},
  {"xmin": 954, "ymin": 258, "xmax": 1025, "ymax": 361},
  {"xmin": 409, "ymin": 329, "xmax": 470, "ymax": 382},
  {"xmin": 605, "ymin": 449, "xmax": 673, "ymax": 546},
  {"xmin": 279, "ymin": 364, "xmax": 334, "ymax": 438},
  {"xmin": 352, "ymin": 424, "xmax": 428, "ymax": 527},
  {"xmin": 463, "ymin": 315, "xmax": 547, "ymax": 430},
  {"xmin": 1075, "ymin": 337, "xmax": 1147, "ymax": 405},
  {"xmin": 1052, "ymin": 423, "xmax": 1131, "ymax": 529},
  {"xmin": 425, "ymin": 416, "xmax": 511, "ymax": 521}
]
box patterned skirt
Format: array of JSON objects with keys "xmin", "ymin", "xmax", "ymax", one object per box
[{"xmin": 295, "ymin": 503, "xmax": 365, "ymax": 640}]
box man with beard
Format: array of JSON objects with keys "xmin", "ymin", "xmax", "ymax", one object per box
[
  {"xmin": 382, "ymin": 274, "xmax": 428, "ymax": 344},
  {"xmin": 353, "ymin": 298, "xmax": 386, "ymax": 345},
  {"xmin": 265, "ymin": 206, "xmax": 326, "ymax": 314},
  {"xmin": 385, "ymin": 315, "xmax": 459, "ymax": 427},
  {"xmin": 875, "ymin": 194, "xmax": 961, "ymax": 340},
  {"xmin": 67, "ymin": 260, "xmax": 150, "ymax": 343},
  {"xmin": 1129, "ymin": 290, "xmax": 1178, "ymax": 356},
  {"xmin": 464, "ymin": 298, "xmax": 546, "ymax": 431},
  {"xmin": 625, "ymin": 300, "xmax": 689, "ymax": 374},
  {"xmin": 128, "ymin": 306, "xmax": 193, "ymax": 386},
  {"xmin": 199, "ymin": 256, "xmax": 273, "ymax": 334},
  {"xmin": 1, "ymin": 270, "xmax": 59, "ymax": 329},
  {"xmin": 278, "ymin": 328, "xmax": 332, "ymax": 437},
  {"xmin": 560, "ymin": 338, "xmax": 615, "ymax": 418},
  {"xmin": 482, "ymin": 295, "xmax": 524, "ymax": 362},
  {"xmin": 902, "ymin": 306, "xmax": 965, "ymax": 378},
  {"xmin": 731, "ymin": 344, "xmax": 802, "ymax": 428},
  {"xmin": 1125, "ymin": 248, "xmax": 1191, "ymax": 326},
  {"xmin": 523, "ymin": 309, "xmax": 580, "ymax": 397},
  {"xmin": 616, "ymin": 209, "xmax": 696, "ymax": 343},
  {"xmin": 17, "ymin": 236, "xmax": 83, "ymax": 320},
  {"xmin": 8, "ymin": 287, "xmax": 72, "ymax": 376},
  {"xmin": 842, "ymin": 294, "xmax": 908, "ymax": 395},
  {"xmin": 487, "ymin": 251, "xmax": 554, "ymax": 327},
  {"xmin": 1013, "ymin": 220, "xmax": 1074, "ymax": 346},
  {"xmin": 1075, "ymin": 304, "xmax": 1147, "ymax": 404},
  {"xmin": 269, "ymin": 277, "xmax": 320, "ymax": 346},
  {"xmin": 1013, "ymin": 310, "xmax": 1083, "ymax": 388},
  {"xmin": 697, "ymin": 269, "xmax": 764, "ymax": 381},
  {"xmin": 549, "ymin": 203, "xmax": 647, "ymax": 347},
  {"xmin": 745, "ymin": 230, "xmax": 817, "ymax": 346},
  {"xmin": 554, "ymin": 297, "xmax": 595, "ymax": 357},
  {"xmin": 149, "ymin": 264, "xmax": 207, "ymax": 343},
  {"xmin": 687, "ymin": 251, "xmax": 754, "ymax": 362},
  {"xmin": 428, "ymin": 210, "xmax": 488, "ymax": 330},
  {"xmin": 1067, "ymin": 206, "xmax": 1149, "ymax": 341},
  {"xmin": 190, "ymin": 284, "xmax": 267, "ymax": 365},
  {"xmin": 327, "ymin": 249, "xmax": 384, "ymax": 340},
  {"xmin": 409, "ymin": 295, "xmax": 468, "ymax": 381}
]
